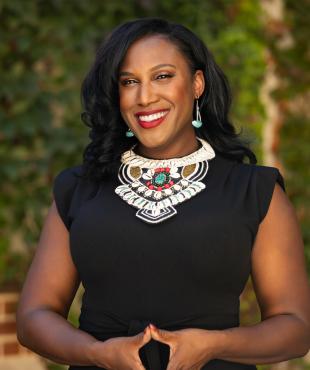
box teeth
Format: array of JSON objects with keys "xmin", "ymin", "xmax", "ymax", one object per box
[{"xmin": 138, "ymin": 111, "xmax": 168, "ymax": 122}]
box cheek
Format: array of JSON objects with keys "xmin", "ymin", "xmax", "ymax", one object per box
[
  {"xmin": 119, "ymin": 89, "xmax": 133, "ymax": 113},
  {"xmin": 169, "ymin": 78, "xmax": 193, "ymax": 109},
  {"xmin": 118, "ymin": 95, "xmax": 130, "ymax": 125},
  {"xmin": 119, "ymin": 95, "xmax": 127, "ymax": 113},
  {"xmin": 170, "ymin": 89, "xmax": 193, "ymax": 118}
]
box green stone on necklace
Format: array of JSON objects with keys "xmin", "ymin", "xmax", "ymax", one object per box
[{"xmin": 154, "ymin": 173, "xmax": 167, "ymax": 185}]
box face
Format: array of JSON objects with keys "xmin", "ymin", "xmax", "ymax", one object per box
[{"xmin": 118, "ymin": 35, "xmax": 205, "ymax": 157}]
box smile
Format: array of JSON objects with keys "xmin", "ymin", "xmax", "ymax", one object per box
[{"xmin": 135, "ymin": 110, "xmax": 170, "ymax": 129}]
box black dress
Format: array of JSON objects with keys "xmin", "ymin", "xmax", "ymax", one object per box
[{"xmin": 53, "ymin": 152, "xmax": 285, "ymax": 370}]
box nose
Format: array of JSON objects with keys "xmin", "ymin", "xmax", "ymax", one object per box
[{"xmin": 137, "ymin": 81, "xmax": 159, "ymax": 106}]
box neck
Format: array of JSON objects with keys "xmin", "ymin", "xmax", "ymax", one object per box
[{"xmin": 134, "ymin": 133, "xmax": 200, "ymax": 160}]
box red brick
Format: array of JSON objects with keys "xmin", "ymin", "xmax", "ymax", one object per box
[
  {"xmin": 0, "ymin": 321, "xmax": 16, "ymax": 334},
  {"xmin": 4, "ymin": 301, "xmax": 17, "ymax": 314},
  {"xmin": 4, "ymin": 341, "xmax": 20, "ymax": 355},
  {"xmin": 0, "ymin": 301, "xmax": 4, "ymax": 315}
]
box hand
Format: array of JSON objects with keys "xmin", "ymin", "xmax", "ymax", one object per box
[
  {"xmin": 89, "ymin": 326, "xmax": 152, "ymax": 370},
  {"xmin": 149, "ymin": 324, "xmax": 216, "ymax": 370}
]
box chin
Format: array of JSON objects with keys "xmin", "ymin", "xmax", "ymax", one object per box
[{"xmin": 138, "ymin": 135, "xmax": 168, "ymax": 149}]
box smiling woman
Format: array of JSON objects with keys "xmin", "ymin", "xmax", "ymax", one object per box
[
  {"xmin": 16, "ymin": 17, "xmax": 310, "ymax": 370},
  {"xmin": 118, "ymin": 36, "xmax": 204, "ymax": 156}
]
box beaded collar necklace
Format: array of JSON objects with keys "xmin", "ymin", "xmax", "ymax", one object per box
[{"xmin": 115, "ymin": 137, "xmax": 215, "ymax": 224}]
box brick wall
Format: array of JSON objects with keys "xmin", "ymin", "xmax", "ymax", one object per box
[
  {"xmin": 0, "ymin": 292, "xmax": 46, "ymax": 369},
  {"xmin": 0, "ymin": 292, "xmax": 27, "ymax": 356}
]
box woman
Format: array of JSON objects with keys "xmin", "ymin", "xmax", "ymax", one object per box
[{"xmin": 16, "ymin": 18, "xmax": 310, "ymax": 370}]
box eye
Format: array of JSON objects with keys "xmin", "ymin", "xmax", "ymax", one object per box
[
  {"xmin": 156, "ymin": 73, "xmax": 174, "ymax": 80},
  {"xmin": 120, "ymin": 79, "xmax": 137, "ymax": 86},
  {"xmin": 120, "ymin": 73, "xmax": 174, "ymax": 86}
]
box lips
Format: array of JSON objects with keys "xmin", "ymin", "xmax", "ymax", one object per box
[{"xmin": 135, "ymin": 109, "xmax": 170, "ymax": 129}]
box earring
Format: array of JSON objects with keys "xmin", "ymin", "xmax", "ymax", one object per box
[
  {"xmin": 126, "ymin": 128, "xmax": 135, "ymax": 137},
  {"xmin": 192, "ymin": 98, "xmax": 203, "ymax": 128}
]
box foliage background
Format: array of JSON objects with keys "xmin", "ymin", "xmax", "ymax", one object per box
[{"xmin": 0, "ymin": 0, "xmax": 309, "ymax": 369}]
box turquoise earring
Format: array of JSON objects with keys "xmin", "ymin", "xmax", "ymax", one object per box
[
  {"xmin": 192, "ymin": 98, "xmax": 203, "ymax": 128},
  {"xmin": 126, "ymin": 128, "xmax": 135, "ymax": 137}
]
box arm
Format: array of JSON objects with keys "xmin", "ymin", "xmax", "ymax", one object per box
[
  {"xmin": 213, "ymin": 183, "xmax": 310, "ymax": 364},
  {"xmin": 16, "ymin": 200, "xmax": 99, "ymax": 366},
  {"xmin": 17, "ymin": 199, "xmax": 153, "ymax": 369}
]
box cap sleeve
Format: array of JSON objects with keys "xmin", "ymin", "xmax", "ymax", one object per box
[
  {"xmin": 255, "ymin": 165, "xmax": 286, "ymax": 224},
  {"xmin": 52, "ymin": 167, "xmax": 80, "ymax": 230}
]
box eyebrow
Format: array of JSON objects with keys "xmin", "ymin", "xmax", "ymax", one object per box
[{"xmin": 119, "ymin": 64, "xmax": 176, "ymax": 77}]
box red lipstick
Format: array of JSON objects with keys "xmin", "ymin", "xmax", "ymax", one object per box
[{"xmin": 135, "ymin": 109, "xmax": 170, "ymax": 129}]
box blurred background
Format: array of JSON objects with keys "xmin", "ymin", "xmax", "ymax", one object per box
[{"xmin": 0, "ymin": 0, "xmax": 309, "ymax": 369}]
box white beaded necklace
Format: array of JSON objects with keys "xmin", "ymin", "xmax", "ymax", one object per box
[{"xmin": 115, "ymin": 137, "xmax": 216, "ymax": 224}]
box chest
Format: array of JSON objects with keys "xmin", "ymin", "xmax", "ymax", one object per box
[{"xmin": 69, "ymin": 178, "xmax": 255, "ymax": 298}]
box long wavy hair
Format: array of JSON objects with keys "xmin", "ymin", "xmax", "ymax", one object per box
[{"xmin": 80, "ymin": 17, "xmax": 257, "ymax": 181}]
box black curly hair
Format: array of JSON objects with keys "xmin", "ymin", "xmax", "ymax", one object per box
[{"xmin": 80, "ymin": 17, "xmax": 257, "ymax": 181}]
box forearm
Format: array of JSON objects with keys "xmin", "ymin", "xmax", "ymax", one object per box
[
  {"xmin": 213, "ymin": 314, "xmax": 310, "ymax": 364},
  {"xmin": 17, "ymin": 308, "xmax": 99, "ymax": 366}
]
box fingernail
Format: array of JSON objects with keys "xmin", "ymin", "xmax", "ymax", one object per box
[{"xmin": 149, "ymin": 323, "xmax": 157, "ymax": 331}]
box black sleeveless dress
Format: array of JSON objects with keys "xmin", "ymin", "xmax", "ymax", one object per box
[{"xmin": 53, "ymin": 152, "xmax": 285, "ymax": 370}]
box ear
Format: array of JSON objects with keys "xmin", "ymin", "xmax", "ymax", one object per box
[{"xmin": 193, "ymin": 69, "xmax": 205, "ymax": 99}]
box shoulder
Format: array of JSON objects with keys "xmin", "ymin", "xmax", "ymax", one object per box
[
  {"xmin": 53, "ymin": 164, "xmax": 84, "ymax": 182},
  {"xmin": 214, "ymin": 154, "xmax": 287, "ymax": 223},
  {"xmin": 219, "ymin": 154, "xmax": 286, "ymax": 192},
  {"xmin": 212, "ymin": 154, "xmax": 285, "ymax": 189},
  {"xmin": 52, "ymin": 164, "xmax": 96, "ymax": 230},
  {"xmin": 53, "ymin": 164, "xmax": 85, "ymax": 192},
  {"xmin": 242, "ymin": 162, "xmax": 287, "ymax": 224},
  {"xmin": 240, "ymin": 161, "xmax": 286, "ymax": 193}
]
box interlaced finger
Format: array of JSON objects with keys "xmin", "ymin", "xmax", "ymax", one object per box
[{"xmin": 134, "ymin": 359, "xmax": 146, "ymax": 370}]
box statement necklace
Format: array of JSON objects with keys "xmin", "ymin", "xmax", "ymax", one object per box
[{"xmin": 115, "ymin": 137, "xmax": 216, "ymax": 224}]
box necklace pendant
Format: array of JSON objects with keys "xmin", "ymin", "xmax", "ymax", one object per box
[
  {"xmin": 136, "ymin": 206, "xmax": 177, "ymax": 224},
  {"xmin": 115, "ymin": 137, "xmax": 215, "ymax": 224}
]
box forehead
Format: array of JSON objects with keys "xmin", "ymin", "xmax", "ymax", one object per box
[{"xmin": 120, "ymin": 35, "xmax": 189, "ymax": 71}]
